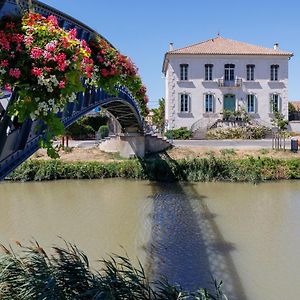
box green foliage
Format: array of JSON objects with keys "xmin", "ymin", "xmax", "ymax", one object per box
[
  {"xmin": 288, "ymin": 102, "xmax": 297, "ymax": 114},
  {"xmin": 0, "ymin": 240, "xmax": 225, "ymax": 300},
  {"xmin": 220, "ymin": 149, "xmax": 236, "ymax": 156},
  {"xmin": 66, "ymin": 115, "xmax": 108, "ymax": 139},
  {"xmin": 165, "ymin": 127, "xmax": 192, "ymax": 140},
  {"xmin": 206, "ymin": 126, "xmax": 270, "ymax": 140},
  {"xmin": 98, "ymin": 125, "xmax": 109, "ymax": 139},
  {"xmin": 8, "ymin": 156, "xmax": 300, "ymax": 183},
  {"xmin": 151, "ymin": 98, "xmax": 165, "ymax": 131},
  {"xmin": 272, "ymin": 110, "xmax": 288, "ymax": 131}
]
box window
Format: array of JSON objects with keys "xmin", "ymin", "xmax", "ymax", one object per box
[
  {"xmin": 205, "ymin": 64, "xmax": 213, "ymax": 81},
  {"xmin": 179, "ymin": 93, "xmax": 190, "ymax": 112},
  {"xmin": 246, "ymin": 65, "xmax": 255, "ymax": 81},
  {"xmin": 270, "ymin": 93, "xmax": 281, "ymax": 112},
  {"xmin": 204, "ymin": 94, "xmax": 214, "ymax": 112},
  {"xmin": 247, "ymin": 94, "xmax": 256, "ymax": 113},
  {"xmin": 180, "ymin": 64, "xmax": 188, "ymax": 80},
  {"xmin": 224, "ymin": 64, "xmax": 235, "ymax": 81},
  {"xmin": 270, "ymin": 65, "xmax": 279, "ymax": 81}
]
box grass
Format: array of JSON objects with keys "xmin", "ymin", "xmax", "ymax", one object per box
[
  {"xmin": 0, "ymin": 240, "xmax": 227, "ymax": 300},
  {"xmin": 7, "ymin": 155, "xmax": 300, "ymax": 183}
]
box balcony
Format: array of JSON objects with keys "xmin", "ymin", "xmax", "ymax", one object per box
[{"xmin": 218, "ymin": 78, "xmax": 243, "ymax": 88}]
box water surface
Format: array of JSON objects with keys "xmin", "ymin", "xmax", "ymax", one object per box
[{"xmin": 0, "ymin": 179, "xmax": 300, "ymax": 299}]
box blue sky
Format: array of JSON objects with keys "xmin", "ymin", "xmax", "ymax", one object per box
[{"xmin": 42, "ymin": 0, "xmax": 300, "ymax": 108}]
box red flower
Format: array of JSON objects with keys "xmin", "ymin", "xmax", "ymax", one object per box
[
  {"xmin": 9, "ymin": 68, "xmax": 21, "ymax": 79},
  {"xmin": 31, "ymin": 67, "xmax": 43, "ymax": 77},
  {"xmin": 30, "ymin": 47, "xmax": 43, "ymax": 59},
  {"xmin": 101, "ymin": 69, "xmax": 109, "ymax": 77}
]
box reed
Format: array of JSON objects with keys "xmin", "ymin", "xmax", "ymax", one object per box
[{"xmin": 0, "ymin": 240, "xmax": 227, "ymax": 300}]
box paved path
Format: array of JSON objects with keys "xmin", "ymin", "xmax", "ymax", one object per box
[
  {"xmin": 172, "ymin": 138, "xmax": 292, "ymax": 149},
  {"xmin": 56, "ymin": 138, "xmax": 294, "ymax": 150}
]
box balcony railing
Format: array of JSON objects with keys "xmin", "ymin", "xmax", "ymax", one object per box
[{"xmin": 218, "ymin": 78, "xmax": 243, "ymax": 88}]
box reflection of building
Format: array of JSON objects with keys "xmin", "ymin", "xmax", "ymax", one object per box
[{"xmin": 162, "ymin": 36, "xmax": 293, "ymax": 132}]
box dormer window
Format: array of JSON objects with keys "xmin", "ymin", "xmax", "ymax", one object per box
[
  {"xmin": 270, "ymin": 65, "xmax": 279, "ymax": 81},
  {"xmin": 180, "ymin": 64, "xmax": 188, "ymax": 80},
  {"xmin": 205, "ymin": 64, "xmax": 213, "ymax": 81},
  {"xmin": 246, "ymin": 65, "xmax": 255, "ymax": 81},
  {"xmin": 224, "ymin": 64, "xmax": 235, "ymax": 81}
]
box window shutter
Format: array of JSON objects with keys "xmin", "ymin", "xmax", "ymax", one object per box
[
  {"xmin": 189, "ymin": 95, "xmax": 191, "ymax": 113},
  {"xmin": 279, "ymin": 95, "xmax": 282, "ymax": 112},
  {"xmin": 254, "ymin": 95, "xmax": 257, "ymax": 113},
  {"xmin": 178, "ymin": 94, "xmax": 181, "ymax": 113}
]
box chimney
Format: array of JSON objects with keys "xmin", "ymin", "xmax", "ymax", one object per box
[
  {"xmin": 274, "ymin": 42, "xmax": 279, "ymax": 50},
  {"xmin": 169, "ymin": 42, "xmax": 174, "ymax": 51}
]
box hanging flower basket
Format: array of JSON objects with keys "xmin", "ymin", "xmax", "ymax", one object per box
[{"xmin": 0, "ymin": 11, "xmax": 149, "ymax": 157}]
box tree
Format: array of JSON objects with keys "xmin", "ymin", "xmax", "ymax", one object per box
[{"xmin": 151, "ymin": 98, "xmax": 165, "ymax": 132}]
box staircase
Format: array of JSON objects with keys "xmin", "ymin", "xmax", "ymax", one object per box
[{"xmin": 191, "ymin": 118, "xmax": 221, "ymax": 139}]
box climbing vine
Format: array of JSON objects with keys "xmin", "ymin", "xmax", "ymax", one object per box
[{"xmin": 0, "ymin": 12, "xmax": 148, "ymax": 157}]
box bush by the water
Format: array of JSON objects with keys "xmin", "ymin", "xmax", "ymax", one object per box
[
  {"xmin": 165, "ymin": 127, "xmax": 192, "ymax": 140},
  {"xmin": 206, "ymin": 125, "xmax": 270, "ymax": 140},
  {"xmin": 0, "ymin": 240, "xmax": 226, "ymax": 300},
  {"xmin": 8, "ymin": 156, "xmax": 300, "ymax": 182}
]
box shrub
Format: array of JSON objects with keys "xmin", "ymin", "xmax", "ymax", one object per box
[
  {"xmin": 8, "ymin": 156, "xmax": 300, "ymax": 183},
  {"xmin": 165, "ymin": 127, "xmax": 192, "ymax": 140},
  {"xmin": 98, "ymin": 125, "xmax": 109, "ymax": 139},
  {"xmin": 206, "ymin": 125, "xmax": 270, "ymax": 139}
]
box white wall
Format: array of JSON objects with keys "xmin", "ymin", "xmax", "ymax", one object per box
[{"xmin": 165, "ymin": 54, "xmax": 290, "ymax": 130}]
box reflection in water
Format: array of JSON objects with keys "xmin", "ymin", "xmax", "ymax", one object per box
[{"xmin": 147, "ymin": 183, "xmax": 247, "ymax": 300}]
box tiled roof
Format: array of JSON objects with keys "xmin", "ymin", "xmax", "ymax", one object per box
[
  {"xmin": 167, "ymin": 36, "xmax": 293, "ymax": 56},
  {"xmin": 290, "ymin": 101, "xmax": 300, "ymax": 110},
  {"xmin": 163, "ymin": 36, "xmax": 293, "ymax": 73}
]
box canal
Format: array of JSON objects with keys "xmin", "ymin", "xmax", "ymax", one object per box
[{"xmin": 0, "ymin": 179, "xmax": 299, "ymax": 300}]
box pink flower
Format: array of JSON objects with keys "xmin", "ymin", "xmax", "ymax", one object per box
[
  {"xmin": 47, "ymin": 15, "xmax": 58, "ymax": 27},
  {"xmin": 0, "ymin": 60, "xmax": 9, "ymax": 67},
  {"xmin": 4, "ymin": 84, "xmax": 11, "ymax": 92},
  {"xmin": 43, "ymin": 51, "xmax": 52, "ymax": 60},
  {"xmin": 44, "ymin": 67, "xmax": 52, "ymax": 72},
  {"xmin": 68, "ymin": 28, "xmax": 77, "ymax": 39},
  {"xmin": 24, "ymin": 35, "xmax": 33, "ymax": 46},
  {"xmin": 9, "ymin": 68, "xmax": 21, "ymax": 79},
  {"xmin": 31, "ymin": 67, "xmax": 43, "ymax": 77},
  {"xmin": 30, "ymin": 47, "xmax": 43, "ymax": 59},
  {"xmin": 59, "ymin": 80, "xmax": 65, "ymax": 89},
  {"xmin": 45, "ymin": 41, "xmax": 57, "ymax": 52}
]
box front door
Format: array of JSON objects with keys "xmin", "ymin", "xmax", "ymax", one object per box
[{"xmin": 223, "ymin": 94, "xmax": 236, "ymax": 111}]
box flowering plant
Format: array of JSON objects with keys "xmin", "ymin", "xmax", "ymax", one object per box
[
  {"xmin": 0, "ymin": 13, "xmax": 93, "ymax": 157},
  {"xmin": 0, "ymin": 12, "xmax": 149, "ymax": 158},
  {"xmin": 88, "ymin": 37, "xmax": 149, "ymax": 116}
]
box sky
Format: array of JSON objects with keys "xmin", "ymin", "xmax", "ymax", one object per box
[{"xmin": 41, "ymin": 0, "xmax": 300, "ymax": 108}]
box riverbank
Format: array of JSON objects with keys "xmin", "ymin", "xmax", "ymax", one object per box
[{"xmin": 8, "ymin": 153, "xmax": 300, "ymax": 182}]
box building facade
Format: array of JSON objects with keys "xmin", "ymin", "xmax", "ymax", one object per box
[{"xmin": 162, "ymin": 36, "xmax": 293, "ymax": 132}]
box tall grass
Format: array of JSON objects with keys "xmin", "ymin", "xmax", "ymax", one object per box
[
  {"xmin": 7, "ymin": 156, "xmax": 300, "ymax": 182},
  {"xmin": 0, "ymin": 241, "xmax": 227, "ymax": 299}
]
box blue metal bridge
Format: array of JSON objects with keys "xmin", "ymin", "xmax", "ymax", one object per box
[{"xmin": 0, "ymin": 0, "xmax": 144, "ymax": 180}]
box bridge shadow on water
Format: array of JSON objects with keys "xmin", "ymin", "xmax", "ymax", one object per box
[{"xmin": 139, "ymin": 153, "xmax": 248, "ymax": 300}]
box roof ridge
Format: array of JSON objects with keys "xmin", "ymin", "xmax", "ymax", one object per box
[{"xmin": 168, "ymin": 36, "xmax": 221, "ymax": 54}]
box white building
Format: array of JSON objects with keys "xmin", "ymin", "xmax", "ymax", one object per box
[{"xmin": 162, "ymin": 36, "xmax": 293, "ymax": 133}]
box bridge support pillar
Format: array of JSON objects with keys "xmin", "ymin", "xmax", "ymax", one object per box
[{"xmin": 99, "ymin": 133, "xmax": 145, "ymax": 158}]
